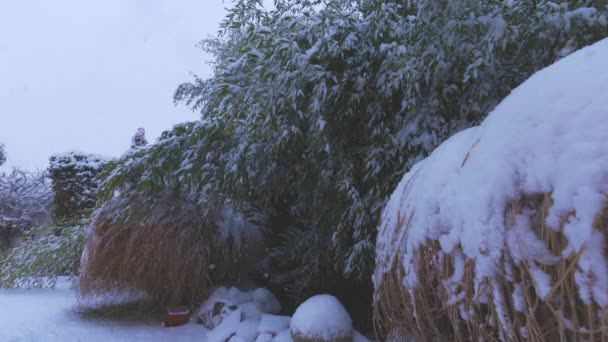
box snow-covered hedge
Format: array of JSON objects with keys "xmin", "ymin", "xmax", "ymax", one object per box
[
  {"xmin": 374, "ymin": 38, "xmax": 608, "ymax": 340},
  {"xmin": 49, "ymin": 152, "xmax": 107, "ymax": 219}
]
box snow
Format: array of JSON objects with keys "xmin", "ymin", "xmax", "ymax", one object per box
[
  {"xmin": 207, "ymin": 309, "xmax": 243, "ymax": 342},
  {"xmin": 252, "ymin": 288, "xmax": 282, "ymax": 314},
  {"xmin": 272, "ymin": 330, "xmax": 293, "ymax": 342},
  {"xmin": 375, "ymin": 38, "xmax": 608, "ymax": 309},
  {"xmin": 290, "ymin": 294, "xmax": 352, "ymax": 340},
  {"xmin": 258, "ymin": 314, "xmax": 291, "ymax": 336},
  {"xmin": 49, "ymin": 151, "xmax": 108, "ymax": 170},
  {"xmin": 0, "ymin": 277, "xmax": 208, "ymax": 341},
  {"xmin": 0, "ymin": 280, "xmax": 337, "ymax": 342},
  {"xmin": 198, "ymin": 286, "xmax": 292, "ymax": 342},
  {"xmin": 196, "ymin": 286, "xmax": 281, "ymax": 328},
  {"xmin": 216, "ymin": 207, "xmax": 264, "ymax": 254},
  {"xmin": 235, "ymin": 319, "xmax": 260, "ymax": 341},
  {"xmin": 0, "ymin": 278, "xmax": 371, "ymax": 341},
  {"xmin": 197, "ymin": 289, "xmax": 369, "ymax": 342}
]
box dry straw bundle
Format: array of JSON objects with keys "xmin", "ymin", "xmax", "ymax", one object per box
[
  {"xmin": 374, "ymin": 194, "xmax": 607, "ymax": 341},
  {"xmin": 373, "ymin": 38, "xmax": 608, "ymax": 341},
  {"xmin": 79, "ymin": 195, "xmax": 264, "ymax": 306}
]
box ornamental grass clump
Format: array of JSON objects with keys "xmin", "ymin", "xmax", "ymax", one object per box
[
  {"xmin": 373, "ymin": 39, "xmax": 608, "ymax": 341},
  {"xmin": 79, "ymin": 195, "xmax": 264, "ymax": 306}
]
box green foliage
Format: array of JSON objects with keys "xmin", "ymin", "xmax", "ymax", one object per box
[
  {"xmin": 94, "ymin": 0, "xmax": 608, "ymax": 327},
  {"xmin": 0, "ymin": 220, "xmax": 86, "ymax": 288},
  {"xmin": 83, "ymin": 121, "xmax": 271, "ymax": 305},
  {"xmin": 174, "ymin": 0, "xmax": 607, "ymax": 302},
  {"xmin": 97, "ymin": 121, "xmax": 236, "ymax": 218}
]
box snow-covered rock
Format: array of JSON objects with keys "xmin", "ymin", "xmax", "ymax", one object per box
[
  {"xmin": 198, "ymin": 287, "xmax": 280, "ymax": 324},
  {"xmin": 197, "ymin": 287, "xmax": 253, "ymax": 329},
  {"xmin": 199, "ymin": 288, "xmax": 369, "ymax": 342},
  {"xmin": 240, "ymin": 302, "xmax": 263, "ymax": 321},
  {"xmin": 273, "ymin": 330, "xmax": 294, "ymax": 342},
  {"xmin": 206, "ymin": 309, "xmax": 243, "ymax": 342},
  {"xmin": 258, "ymin": 314, "xmax": 291, "ymax": 336},
  {"xmin": 254, "ymin": 332, "xmax": 274, "ymax": 342},
  {"xmin": 290, "ymin": 294, "xmax": 353, "ymax": 341},
  {"xmin": 252, "ymin": 288, "xmax": 281, "ymax": 314},
  {"xmin": 235, "ymin": 319, "xmax": 260, "ymax": 341},
  {"xmin": 198, "ymin": 286, "xmax": 294, "ymax": 342}
]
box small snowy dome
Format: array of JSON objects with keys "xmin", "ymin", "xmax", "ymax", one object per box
[{"xmin": 290, "ymin": 294, "xmax": 352, "ymax": 341}]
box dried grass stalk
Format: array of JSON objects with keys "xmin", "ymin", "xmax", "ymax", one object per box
[
  {"xmin": 374, "ymin": 194, "xmax": 608, "ymax": 341},
  {"xmin": 78, "ymin": 196, "xmax": 260, "ymax": 306}
]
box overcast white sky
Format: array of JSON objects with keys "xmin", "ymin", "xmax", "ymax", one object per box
[{"xmin": 0, "ymin": 0, "xmax": 270, "ymax": 170}]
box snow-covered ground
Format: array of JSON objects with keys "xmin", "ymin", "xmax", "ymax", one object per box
[
  {"xmin": 0, "ymin": 278, "xmax": 208, "ymax": 341},
  {"xmin": 0, "ymin": 279, "xmax": 371, "ymax": 342}
]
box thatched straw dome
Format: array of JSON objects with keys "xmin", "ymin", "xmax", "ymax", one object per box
[{"xmin": 374, "ymin": 38, "xmax": 608, "ymax": 341}]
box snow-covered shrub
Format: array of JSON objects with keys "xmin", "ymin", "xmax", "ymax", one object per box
[
  {"xmin": 0, "ymin": 220, "xmax": 86, "ymax": 288},
  {"xmin": 373, "ymin": 38, "xmax": 608, "ymax": 341},
  {"xmin": 79, "ymin": 122, "xmax": 265, "ymax": 306},
  {"xmin": 49, "ymin": 152, "xmax": 107, "ymax": 219},
  {"xmin": 175, "ymin": 0, "xmax": 608, "ymax": 323},
  {"xmin": 0, "ymin": 168, "xmax": 52, "ymax": 250},
  {"xmin": 290, "ymin": 294, "xmax": 353, "ymax": 342}
]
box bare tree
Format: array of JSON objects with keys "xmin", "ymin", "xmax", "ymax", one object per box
[{"xmin": 0, "ymin": 168, "xmax": 53, "ymax": 249}]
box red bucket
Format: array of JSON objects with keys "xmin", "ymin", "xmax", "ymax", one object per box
[{"xmin": 164, "ymin": 306, "xmax": 191, "ymax": 327}]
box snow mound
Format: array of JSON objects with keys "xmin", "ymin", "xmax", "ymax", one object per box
[
  {"xmin": 200, "ymin": 286, "xmax": 292, "ymax": 342},
  {"xmin": 290, "ymin": 294, "xmax": 352, "ymax": 341},
  {"xmin": 374, "ymin": 38, "xmax": 608, "ymax": 339}
]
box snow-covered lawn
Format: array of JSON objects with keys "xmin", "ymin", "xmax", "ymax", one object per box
[
  {"xmin": 0, "ymin": 278, "xmax": 207, "ymax": 341},
  {"xmin": 0, "ymin": 279, "xmax": 370, "ymax": 342}
]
